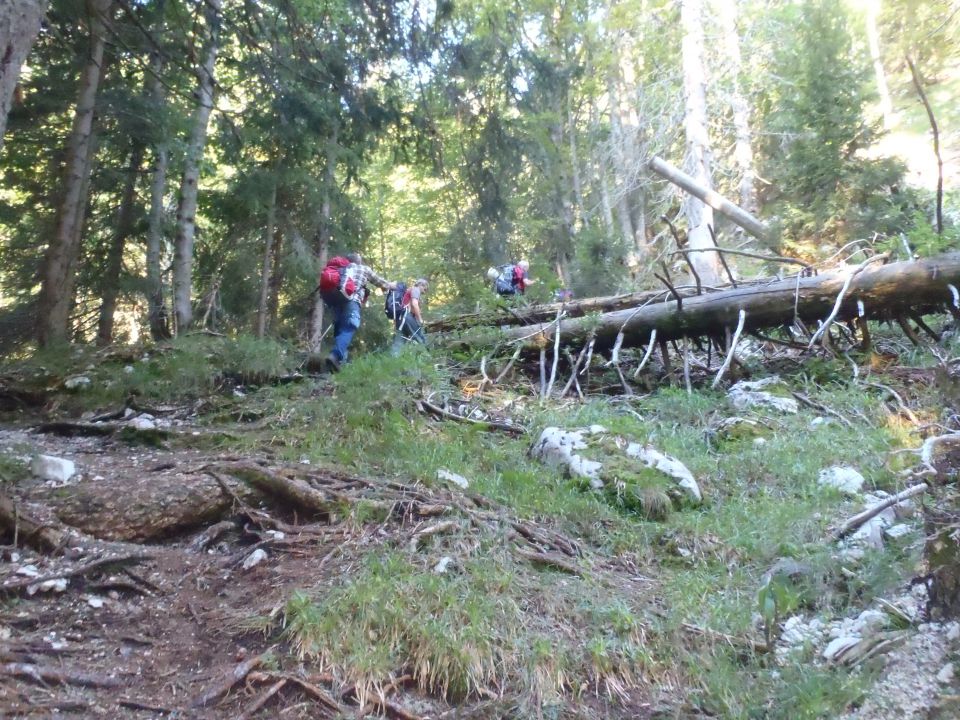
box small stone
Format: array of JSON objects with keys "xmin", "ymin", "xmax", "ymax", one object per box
[
  {"xmin": 31, "ymin": 455, "xmax": 76, "ymax": 483},
  {"xmin": 587, "ymin": 425, "xmax": 607, "ymax": 435},
  {"xmin": 129, "ymin": 417, "xmax": 156, "ymax": 431},
  {"xmin": 947, "ymin": 623, "xmax": 960, "ymax": 642},
  {"xmin": 823, "ymin": 636, "xmax": 860, "ymax": 662},
  {"xmin": 64, "ymin": 375, "xmax": 91, "ymax": 390},
  {"xmin": 87, "ymin": 596, "xmax": 106, "ymax": 609},
  {"xmin": 298, "ymin": 455, "xmax": 311, "ymax": 465},
  {"xmin": 16, "ymin": 564, "xmax": 40, "ymax": 578},
  {"xmin": 818, "ymin": 466, "xmax": 865, "ymax": 496},
  {"xmin": 123, "ymin": 408, "xmax": 135, "ymax": 418},
  {"xmin": 241, "ymin": 549, "xmax": 268, "ymax": 570},
  {"xmin": 937, "ymin": 663, "xmax": 954, "ymax": 684},
  {"xmin": 754, "ymin": 437, "xmax": 767, "ymax": 446},
  {"xmin": 123, "ymin": 365, "xmax": 134, "ymax": 375},
  {"xmin": 853, "ymin": 609, "xmax": 888, "ymax": 635},
  {"xmin": 433, "ymin": 556, "xmax": 453, "ymax": 574},
  {"xmin": 810, "ymin": 416, "xmax": 827, "ymax": 427},
  {"xmin": 437, "ymin": 469, "xmax": 470, "ymax": 490},
  {"xmin": 265, "ymin": 530, "xmax": 285, "ymax": 540}
]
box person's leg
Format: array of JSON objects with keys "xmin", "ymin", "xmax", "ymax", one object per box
[
  {"xmin": 332, "ymin": 300, "xmax": 361, "ymax": 363},
  {"xmin": 406, "ymin": 316, "xmax": 426, "ymax": 345}
]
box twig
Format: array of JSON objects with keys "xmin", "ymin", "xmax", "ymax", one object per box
[
  {"xmin": 493, "ymin": 346, "xmax": 523, "ymax": 383},
  {"xmin": 478, "ymin": 356, "xmax": 492, "ymax": 393},
  {"xmin": 561, "ymin": 348, "xmax": 586, "ymax": 399},
  {"xmin": 418, "ymin": 399, "xmax": 525, "ymax": 435},
  {"xmin": 633, "ymin": 329, "xmax": 658, "ymax": 378},
  {"xmin": 539, "ymin": 349, "xmax": 547, "ymax": 399},
  {"xmin": 863, "ymin": 381, "xmax": 920, "ymax": 425},
  {"xmin": 1, "ymin": 553, "xmax": 152, "ymax": 593},
  {"xmin": 545, "ymin": 308, "xmax": 564, "ymax": 399},
  {"xmin": 238, "ymin": 678, "xmax": 287, "ymax": 720},
  {"xmin": 897, "ymin": 314, "xmax": 923, "ymax": 347},
  {"xmin": 1, "ymin": 662, "xmax": 121, "ymax": 688},
  {"xmin": 663, "ymin": 217, "xmax": 702, "ymax": 293},
  {"xmin": 680, "ymin": 622, "xmax": 769, "ymax": 653},
  {"xmin": 654, "ymin": 272, "xmax": 682, "ymax": 309},
  {"xmin": 830, "ymin": 483, "xmax": 928, "ymax": 540},
  {"xmin": 808, "ymin": 253, "xmax": 889, "ymax": 348},
  {"xmin": 682, "ymin": 336, "xmax": 692, "ymax": 394},
  {"xmin": 190, "ymin": 650, "xmax": 272, "ymax": 708},
  {"xmin": 707, "ymin": 224, "xmax": 738, "ymax": 287},
  {"xmin": 790, "ymin": 392, "xmax": 855, "ymax": 429},
  {"xmin": 671, "ymin": 244, "xmax": 812, "ymax": 271},
  {"xmin": 515, "ymin": 548, "xmax": 582, "ymax": 575},
  {"xmin": 712, "ymin": 310, "xmax": 746, "ymax": 388}
]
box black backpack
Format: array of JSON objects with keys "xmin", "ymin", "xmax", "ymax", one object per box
[{"xmin": 384, "ymin": 281, "xmax": 407, "ymax": 319}]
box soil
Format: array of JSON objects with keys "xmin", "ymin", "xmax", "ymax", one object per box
[{"xmin": 0, "ymin": 423, "xmax": 439, "ymax": 719}]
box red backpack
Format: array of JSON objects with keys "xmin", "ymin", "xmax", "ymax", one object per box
[{"xmin": 319, "ymin": 256, "xmax": 357, "ymax": 297}]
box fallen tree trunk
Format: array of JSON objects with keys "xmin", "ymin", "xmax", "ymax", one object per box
[
  {"xmin": 449, "ymin": 254, "xmax": 960, "ymax": 353},
  {"xmin": 425, "ymin": 288, "xmax": 691, "ymax": 333},
  {"xmin": 649, "ymin": 155, "xmax": 769, "ymax": 240}
]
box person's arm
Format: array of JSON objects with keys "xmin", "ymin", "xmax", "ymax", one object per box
[
  {"xmin": 364, "ymin": 265, "xmax": 395, "ymax": 291},
  {"xmin": 410, "ymin": 296, "xmax": 423, "ymax": 323}
]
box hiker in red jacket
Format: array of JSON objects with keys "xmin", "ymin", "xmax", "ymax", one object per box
[{"xmin": 318, "ymin": 253, "xmax": 395, "ymax": 372}]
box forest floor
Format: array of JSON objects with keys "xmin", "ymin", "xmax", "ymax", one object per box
[{"xmin": 2, "ymin": 331, "xmax": 960, "ymax": 718}]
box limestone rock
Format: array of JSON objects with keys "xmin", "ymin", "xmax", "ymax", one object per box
[
  {"xmin": 437, "ymin": 469, "xmax": 470, "ymax": 490},
  {"xmin": 818, "ymin": 466, "xmax": 865, "ymax": 496},
  {"xmin": 728, "ymin": 376, "xmax": 799, "ymax": 414},
  {"xmin": 31, "ymin": 455, "xmax": 76, "ymax": 484},
  {"xmin": 625, "ymin": 443, "xmax": 702, "ymax": 503}
]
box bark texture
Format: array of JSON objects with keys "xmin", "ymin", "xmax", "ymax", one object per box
[
  {"xmin": 680, "ymin": 0, "xmax": 723, "ymax": 286},
  {"xmin": 0, "ymin": 0, "xmax": 48, "ymax": 153},
  {"xmin": 172, "ymin": 0, "xmax": 222, "ymax": 333},
  {"xmin": 462, "ymin": 254, "xmax": 960, "ymax": 353},
  {"xmin": 36, "ymin": 0, "xmax": 111, "ymax": 347}
]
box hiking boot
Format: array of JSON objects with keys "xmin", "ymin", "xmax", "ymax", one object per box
[{"xmin": 325, "ymin": 355, "xmax": 341, "ymax": 373}]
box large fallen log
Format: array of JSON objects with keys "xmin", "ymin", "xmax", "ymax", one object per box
[
  {"xmin": 448, "ymin": 254, "xmax": 960, "ymax": 353},
  {"xmin": 425, "ymin": 288, "xmax": 689, "ymax": 333}
]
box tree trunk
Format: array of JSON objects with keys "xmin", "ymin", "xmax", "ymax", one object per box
[
  {"xmin": 680, "ymin": 0, "xmax": 723, "ymax": 287},
  {"xmin": 717, "ymin": 0, "xmax": 758, "ymax": 215},
  {"xmin": 36, "ymin": 0, "xmax": 111, "ymax": 348},
  {"xmin": 466, "ymin": 253, "xmax": 960, "ymax": 353},
  {"xmin": 649, "ymin": 156, "xmax": 768, "ymax": 240},
  {"xmin": 172, "ymin": 0, "xmax": 222, "ymax": 334},
  {"xmin": 309, "ymin": 127, "xmax": 338, "ymax": 350},
  {"xmin": 145, "ymin": 36, "xmax": 171, "ymax": 341},
  {"xmin": 267, "ymin": 224, "xmax": 284, "ymax": 330},
  {"xmin": 255, "ymin": 174, "xmax": 278, "ymax": 339},
  {"xmin": 906, "ymin": 56, "xmax": 944, "ymax": 235},
  {"xmin": 96, "ymin": 144, "xmax": 143, "ymax": 346},
  {"xmin": 866, "ymin": 0, "xmax": 894, "ymax": 129},
  {"xmin": 0, "ymin": 0, "xmax": 49, "ymax": 154}
]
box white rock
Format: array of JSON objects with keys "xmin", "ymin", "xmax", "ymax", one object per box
[
  {"xmin": 728, "ymin": 376, "xmax": 799, "ymax": 414},
  {"xmin": 28, "ymin": 578, "xmax": 68, "ymax": 595},
  {"xmin": 810, "ymin": 416, "xmax": 827, "ymax": 427},
  {"xmin": 265, "ymin": 530, "xmax": 286, "ymax": 540},
  {"xmin": 587, "ymin": 425, "xmax": 607, "ymax": 435},
  {"xmin": 31, "ymin": 455, "xmax": 76, "ymax": 483},
  {"xmin": 531, "ymin": 428, "xmax": 603, "ymax": 485},
  {"xmin": 818, "ymin": 466, "xmax": 865, "ymax": 496},
  {"xmin": 937, "ymin": 663, "xmax": 954, "ymax": 684},
  {"xmin": 433, "ymin": 556, "xmax": 453, "ymax": 574},
  {"xmin": 64, "ymin": 376, "xmax": 91, "ymax": 390},
  {"xmin": 123, "ymin": 407, "xmax": 135, "ymax": 418},
  {"xmin": 437, "ymin": 469, "xmax": 470, "ymax": 490},
  {"xmin": 823, "ymin": 636, "xmax": 861, "ymax": 662},
  {"xmin": 753, "ymin": 437, "xmax": 767, "ymax": 446},
  {"xmin": 87, "ymin": 596, "xmax": 106, "ymax": 609},
  {"xmin": 947, "ymin": 623, "xmax": 960, "ymax": 642},
  {"xmin": 129, "ymin": 417, "xmax": 156, "ymax": 431},
  {"xmin": 123, "ymin": 365, "xmax": 134, "ymax": 375},
  {"xmin": 16, "ymin": 564, "xmax": 40, "ymax": 578},
  {"xmin": 884, "ymin": 524, "xmax": 914, "ymax": 540},
  {"xmin": 625, "ymin": 443, "xmax": 702, "ymax": 503},
  {"xmin": 853, "ymin": 609, "xmax": 889, "ymax": 635},
  {"xmin": 241, "ymin": 549, "xmax": 268, "ymax": 570}
]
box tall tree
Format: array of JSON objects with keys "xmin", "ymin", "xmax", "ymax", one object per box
[
  {"xmin": 680, "ymin": 0, "xmax": 722, "ymax": 285},
  {"xmin": 0, "ymin": 0, "xmax": 49, "ymax": 153},
  {"xmin": 36, "ymin": 0, "xmax": 112, "ymax": 347},
  {"xmin": 172, "ymin": 0, "xmax": 222, "ymax": 333}
]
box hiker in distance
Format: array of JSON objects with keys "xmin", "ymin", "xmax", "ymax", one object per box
[
  {"xmin": 318, "ymin": 252, "xmax": 396, "ymax": 372},
  {"xmin": 388, "ymin": 278, "xmax": 429, "ymax": 353},
  {"xmin": 488, "ymin": 260, "xmax": 536, "ymax": 296}
]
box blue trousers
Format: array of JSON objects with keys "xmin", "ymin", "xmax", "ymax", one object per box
[{"xmin": 323, "ymin": 294, "xmax": 361, "ymax": 363}]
